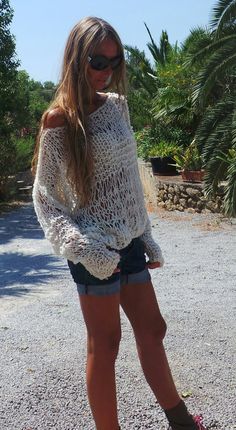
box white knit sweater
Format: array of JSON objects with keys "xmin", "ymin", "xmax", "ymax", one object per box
[{"xmin": 33, "ymin": 92, "xmax": 164, "ymax": 280}]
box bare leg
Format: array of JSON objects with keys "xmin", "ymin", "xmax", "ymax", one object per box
[
  {"xmin": 120, "ymin": 280, "xmax": 181, "ymax": 410},
  {"xmin": 79, "ymin": 293, "xmax": 121, "ymax": 430}
]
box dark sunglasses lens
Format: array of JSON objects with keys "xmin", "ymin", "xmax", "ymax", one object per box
[
  {"xmin": 111, "ymin": 56, "xmax": 122, "ymax": 70},
  {"xmin": 91, "ymin": 56, "xmax": 109, "ymax": 71},
  {"xmin": 90, "ymin": 55, "xmax": 122, "ymax": 71}
]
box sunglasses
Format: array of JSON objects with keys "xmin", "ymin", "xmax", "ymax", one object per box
[{"xmin": 88, "ymin": 54, "xmax": 123, "ymax": 71}]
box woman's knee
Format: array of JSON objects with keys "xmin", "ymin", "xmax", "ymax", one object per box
[
  {"xmin": 87, "ymin": 327, "xmax": 122, "ymax": 359},
  {"xmin": 136, "ymin": 316, "xmax": 167, "ymax": 347}
]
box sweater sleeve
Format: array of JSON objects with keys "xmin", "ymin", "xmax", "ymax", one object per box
[
  {"xmin": 111, "ymin": 93, "xmax": 133, "ymax": 133},
  {"xmin": 140, "ymin": 217, "xmax": 164, "ymax": 267},
  {"xmin": 120, "ymin": 95, "xmax": 134, "ymax": 134},
  {"xmin": 118, "ymin": 96, "xmax": 164, "ymax": 266},
  {"xmin": 32, "ymin": 127, "xmax": 120, "ymax": 280}
]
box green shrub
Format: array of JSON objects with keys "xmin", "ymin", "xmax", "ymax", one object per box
[
  {"xmin": 173, "ymin": 141, "xmax": 203, "ymax": 171},
  {"xmin": 13, "ymin": 136, "xmax": 35, "ymax": 172},
  {"xmin": 148, "ymin": 141, "xmax": 183, "ymax": 158},
  {"xmin": 135, "ymin": 126, "xmax": 154, "ymax": 160},
  {"xmin": 135, "ymin": 123, "xmax": 188, "ymax": 161},
  {"xmin": 0, "ymin": 137, "xmax": 17, "ymax": 178},
  {"xmin": 0, "ymin": 137, "xmax": 18, "ymax": 200}
]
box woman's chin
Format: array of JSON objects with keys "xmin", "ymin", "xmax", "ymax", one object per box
[{"xmin": 94, "ymin": 83, "xmax": 110, "ymax": 91}]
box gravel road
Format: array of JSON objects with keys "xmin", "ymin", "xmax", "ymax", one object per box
[{"xmin": 0, "ymin": 203, "xmax": 235, "ymax": 430}]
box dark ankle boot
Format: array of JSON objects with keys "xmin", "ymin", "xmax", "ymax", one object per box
[{"xmin": 165, "ymin": 400, "xmax": 198, "ymax": 430}]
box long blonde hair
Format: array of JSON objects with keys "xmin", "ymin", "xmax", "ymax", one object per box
[{"xmin": 32, "ymin": 16, "xmax": 127, "ymax": 206}]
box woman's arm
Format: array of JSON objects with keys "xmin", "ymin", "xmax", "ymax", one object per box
[{"xmin": 119, "ymin": 99, "xmax": 164, "ymax": 267}]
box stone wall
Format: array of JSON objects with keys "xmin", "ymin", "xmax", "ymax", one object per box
[{"xmin": 138, "ymin": 160, "xmax": 223, "ymax": 214}]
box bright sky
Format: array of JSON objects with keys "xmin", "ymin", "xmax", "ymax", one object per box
[{"xmin": 10, "ymin": 0, "xmax": 216, "ymax": 84}]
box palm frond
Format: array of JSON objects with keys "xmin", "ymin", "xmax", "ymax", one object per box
[
  {"xmin": 185, "ymin": 33, "xmax": 236, "ymax": 67},
  {"xmin": 159, "ymin": 30, "xmax": 171, "ymax": 65},
  {"xmin": 210, "ymin": 0, "xmax": 236, "ymax": 33},
  {"xmin": 231, "ymin": 103, "xmax": 236, "ymax": 146},
  {"xmin": 182, "ymin": 26, "xmax": 212, "ymax": 52},
  {"xmin": 223, "ymin": 154, "xmax": 236, "ymax": 215},
  {"xmin": 130, "ymin": 69, "xmax": 157, "ymax": 95},
  {"xmin": 195, "ymin": 95, "xmax": 235, "ymax": 150},
  {"xmin": 204, "ymin": 156, "xmax": 228, "ymax": 195},
  {"xmin": 125, "ymin": 44, "xmax": 158, "ymax": 94},
  {"xmin": 192, "ymin": 42, "xmax": 236, "ymax": 106},
  {"xmin": 201, "ymin": 113, "xmax": 233, "ymax": 162},
  {"xmin": 144, "ymin": 23, "xmax": 162, "ymax": 63},
  {"xmin": 144, "ymin": 24, "xmax": 171, "ymax": 66},
  {"xmin": 216, "ymin": 149, "xmax": 236, "ymax": 215},
  {"xmin": 124, "ymin": 45, "xmax": 152, "ymax": 70}
]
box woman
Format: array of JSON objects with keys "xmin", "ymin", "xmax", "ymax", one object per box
[{"xmin": 32, "ymin": 16, "xmax": 206, "ymax": 430}]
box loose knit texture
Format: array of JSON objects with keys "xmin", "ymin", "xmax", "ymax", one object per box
[{"xmin": 33, "ymin": 93, "xmax": 164, "ymax": 280}]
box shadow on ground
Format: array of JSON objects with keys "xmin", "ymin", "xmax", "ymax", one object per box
[
  {"xmin": 0, "ymin": 204, "xmax": 43, "ymax": 245},
  {"xmin": 0, "ymin": 203, "xmax": 67, "ymax": 298},
  {"xmin": 0, "ymin": 251, "xmax": 66, "ymax": 298}
]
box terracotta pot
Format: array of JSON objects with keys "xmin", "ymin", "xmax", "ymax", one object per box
[{"xmin": 181, "ymin": 170, "xmax": 205, "ymax": 183}]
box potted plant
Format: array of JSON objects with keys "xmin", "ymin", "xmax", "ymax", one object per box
[
  {"xmin": 148, "ymin": 141, "xmax": 183, "ymax": 175},
  {"xmin": 173, "ymin": 141, "xmax": 204, "ymax": 182}
]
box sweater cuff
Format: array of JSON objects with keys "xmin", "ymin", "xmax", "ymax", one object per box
[
  {"xmin": 61, "ymin": 237, "xmax": 121, "ymax": 280},
  {"xmin": 140, "ymin": 219, "xmax": 164, "ymax": 267},
  {"xmin": 143, "ymin": 237, "xmax": 164, "ymax": 267}
]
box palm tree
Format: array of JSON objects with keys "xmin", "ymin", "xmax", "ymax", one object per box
[
  {"xmin": 126, "ymin": 25, "xmax": 211, "ymax": 144},
  {"xmin": 125, "ymin": 25, "xmax": 173, "ymax": 130},
  {"xmin": 125, "ymin": 46, "xmax": 156, "ymax": 95},
  {"xmin": 125, "ymin": 25, "xmax": 172, "ymax": 96},
  {"xmin": 151, "ymin": 27, "xmax": 212, "ymax": 139},
  {"xmin": 190, "ymin": 0, "xmax": 236, "ymax": 216}
]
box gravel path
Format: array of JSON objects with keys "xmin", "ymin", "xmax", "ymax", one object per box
[{"xmin": 0, "ymin": 203, "xmax": 235, "ymax": 430}]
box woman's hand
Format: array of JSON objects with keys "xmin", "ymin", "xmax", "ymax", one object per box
[
  {"xmin": 146, "ymin": 261, "xmax": 161, "ymax": 269},
  {"xmin": 113, "ymin": 262, "xmax": 161, "ymax": 274}
]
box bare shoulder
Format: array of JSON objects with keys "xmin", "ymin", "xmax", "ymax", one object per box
[{"xmin": 44, "ymin": 108, "xmax": 66, "ymax": 129}]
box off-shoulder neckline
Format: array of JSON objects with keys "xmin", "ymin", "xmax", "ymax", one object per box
[
  {"xmin": 42, "ymin": 125, "xmax": 66, "ymax": 132},
  {"xmin": 88, "ymin": 92, "xmax": 111, "ymax": 117},
  {"xmin": 43, "ymin": 93, "xmax": 121, "ymax": 130}
]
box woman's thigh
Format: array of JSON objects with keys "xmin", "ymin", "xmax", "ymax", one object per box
[
  {"xmin": 120, "ymin": 280, "xmax": 166, "ymax": 342},
  {"xmin": 79, "ymin": 293, "xmax": 121, "ymax": 349}
]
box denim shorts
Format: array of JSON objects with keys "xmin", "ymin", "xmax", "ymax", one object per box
[{"xmin": 67, "ymin": 237, "xmax": 151, "ymax": 296}]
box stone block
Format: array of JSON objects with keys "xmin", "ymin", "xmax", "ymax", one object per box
[
  {"xmin": 158, "ymin": 201, "xmax": 166, "ymax": 208},
  {"xmin": 158, "ymin": 190, "xmax": 165, "ymax": 199},
  {"xmin": 206, "ymin": 201, "xmax": 217, "ymax": 212},
  {"xmin": 187, "ymin": 198, "xmax": 194, "ymax": 206},
  {"xmin": 179, "ymin": 198, "xmax": 187, "ymax": 208},
  {"xmin": 186, "ymin": 187, "xmax": 202, "ymax": 198},
  {"xmin": 202, "ymin": 208, "xmax": 212, "ymax": 214},
  {"xmin": 176, "ymin": 205, "xmax": 184, "ymax": 211},
  {"xmin": 173, "ymin": 195, "xmax": 179, "ymax": 205},
  {"xmin": 165, "ymin": 202, "xmax": 174, "ymax": 211},
  {"xmin": 196, "ymin": 201, "xmax": 204, "ymax": 210}
]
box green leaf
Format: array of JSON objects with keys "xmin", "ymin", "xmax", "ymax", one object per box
[{"xmin": 181, "ymin": 390, "xmax": 193, "ymax": 398}]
